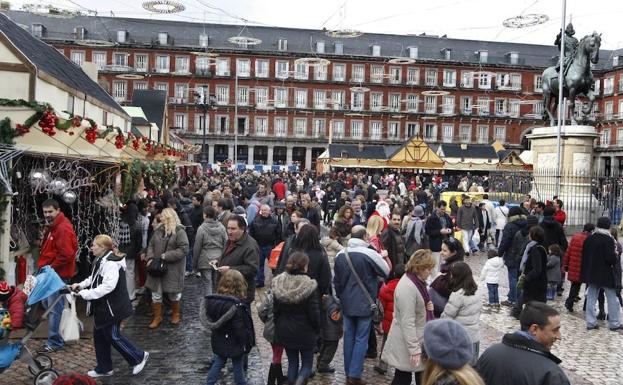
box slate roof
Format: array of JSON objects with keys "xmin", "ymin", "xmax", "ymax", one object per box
[
  {"xmin": 3, "ymin": 10, "xmax": 617, "ymax": 70},
  {"xmin": 131, "ymin": 90, "xmax": 167, "ymax": 131},
  {"xmin": 439, "ymin": 143, "xmax": 498, "ymax": 159},
  {"xmin": 131, "ymin": 116, "xmax": 150, "ymax": 126},
  {"xmin": 328, "ymin": 143, "xmax": 388, "ymax": 159},
  {"xmin": 0, "ymin": 13, "xmax": 128, "ymax": 116}
]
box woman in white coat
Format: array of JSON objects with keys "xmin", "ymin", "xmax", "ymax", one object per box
[
  {"xmin": 382, "ymin": 249, "xmax": 436, "ymax": 385},
  {"xmin": 493, "ymin": 200, "xmax": 509, "ymax": 246}
]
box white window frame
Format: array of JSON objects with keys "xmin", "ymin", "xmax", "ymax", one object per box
[
  {"xmin": 314, "ymin": 64, "xmax": 327, "ymax": 81},
  {"xmin": 617, "ymin": 127, "xmax": 623, "ymax": 146},
  {"xmin": 255, "ymin": 87, "xmax": 268, "ymax": 107},
  {"xmin": 461, "ymin": 71, "xmax": 473, "ymax": 88},
  {"xmin": 237, "ymin": 87, "xmax": 249, "ymax": 106},
  {"xmin": 313, "ymin": 119, "xmax": 326, "ymax": 138},
  {"xmin": 424, "ymin": 123, "xmax": 437, "ymax": 141},
  {"xmin": 255, "ymin": 59, "xmax": 269, "ymax": 78},
  {"xmin": 133, "ymin": 81, "xmax": 148, "ymax": 91},
  {"xmin": 442, "ymin": 69, "xmax": 456, "ymax": 87},
  {"xmin": 196, "ymin": 57, "xmax": 210, "ymax": 75},
  {"xmin": 442, "ymin": 95, "xmax": 455, "ymax": 115},
  {"xmin": 92, "ymin": 51, "xmax": 107, "ymax": 70},
  {"xmin": 495, "ymin": 98, "xmax": 507, "ymax": 116},
  {"xmin": 509, "ymin": 99, "xmax": 520, "ymax": 118},
  {"xmin": 406, "ymin": 94, "xmax": 418, "ymax": 112},
  {"xmin": 425, "ymin": 68, "xmax": 437, "ymax": 86},
  {"xmin": 494, "ymin": 126, "xmax": 506, "ymax": 142},
  {"xmin": 275, "ymin": 87, "xmax": 288, "ymax": 108},
  {"xmin": 477, "ymin": 97, "xmax": 490, "ymax": 116},
  {"xmin": 534, "ymin": 75, "xmax": 543, "ymax": 93},
  {"xmin": 294, "ymin": 118, "xmax": 307, "ymax": 137},
  {"xmin": 155, "ymin": 55, "xmax": 170, "ymax": 73},
  {"xmin": 424, "ymin": 95, "xmax": 437, "ymax": 114},
  {"xmin": 389, "ymin": 93, "xmax": 401, "ymax": 112},
  {"xmin": 442, "ymin": 124, "xmax": 454, "ymax": 143},
  {"xmin": 295, "ymin": 89, "xmax": 308, "ymax": 108},
  {"xmin": 216, "ymin": 58, "xmax": 230, "ymax": 76},
  {"xmin": 276, "ymin": 60, "xmax": 290, "ymax": 79},
  {"xmin": 216, "ymin": 115, "xmax": 229, "ymax": 135},
  {"xmin": 134, "ymin": 53, "xmax": 148, "ymax": 72},
  {"xmin": 459, "ymin": 124, "xmax": 471, "ymax": 143},
  {"xmin": 70, "ymin": 50, "xmax": 85, "ymax": 66},
  {"xmin": 216, "ymin": 85, "xmax": 229, "ymax": 105},
  {"xmin": 407, "ymin": 67, "xmax": 419, "ymax": 85},
  {"xmin": 371, "ymin": 92, "xmax": 383, "ymax": 111},
  {"xmin": 255, "ymin": 117, "xmax": 268, "ymax": 136},
  {"xmin": 370, "ymin": 121, "xmax": 382, "ymax": 140},
  {"xmin": 461, "ymin": 96, "xmax": 473, "ymax": 114},
  {"xmin": 275, "ymin": 118, "xmax": 287, "ymax": 136},
  {"xmin": 604, "ymin": 77, "xmax": 614, "ymax": 95},
  {"xmin": 112, "ymin": 80, "xmax": 127, "ymax": 102},
  {"xmin": 478, "ymin": 73, "xmax": 492, "ymax": 89},
  {"xmin": 407, "ymin": 122, "xmax": 419, "ymax": 138},
  {"xmin": 333, "ymin": 63, "xmax": 346, "ymax": 81},
  {"xmin": 371, "ymin": 45, "xmax": 381, "ymax": 57},
  {"xmin": 388, "ymin": 121, "xmax": 400, "ymax": 139},
  {"xmin": 477, "ymin": 125, "xmax": 489, "ymax": 144},
  {"xmin": 332, "ymin": 120, "xmax": 345, "ymax": 139},
  {"xmin": 314, "ymin": 90, "xmax": 327, "ymax": 109},
  {"xmin": 236, "ymin": 59, "xmax": 251, "ymax": 77},
  {"xmin": 389, "ymin": 67, "xmax": 402, "ymax": 84},
  {"xmin": 601, "ymin": 128, "xmax": 610, "ymax": 147},
  {"xmin": 174, "ymin": 113, "xmax": 187, "ymax": 131},
  {"xmin": 351, "ymin": 91, "xmax": 364, "ymax": 111},
  {"xmin": 332, "ymin": 90, "xmax": 344, "ymax": 110},
  {"xmin": 351, "ymin": 64, "xmax": 365, "ymax": 82},
  {"xmin": 294, "ymin": 62, "xmax": 309, "ymax": 80},
  {"xmin": 174, "ymin": 83, "xmax": 188, "ymax": 101},
  {"xmin": 605, "ymin": 101, "xmax": 614, "ymax": 119},
  {"xmin": 175, "ymin": 56, "xmax": 190, "ymax": 74},
  {"xmin": 408, "ymin": 46, "xmax": 418, "ymax": 59},
  {"xmin": 371, "ymin": 65, "xmax": 384, "ymax": 84},
  {"xmin": 351, "ymin": 120, "xmax": 364, "ymax": 139}
]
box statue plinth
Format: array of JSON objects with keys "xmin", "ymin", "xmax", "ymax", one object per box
[{"xmin": 527, "ymin": 125, "xmax": 598, "ymax": 226}]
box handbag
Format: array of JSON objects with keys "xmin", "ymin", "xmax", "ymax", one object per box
[
  {"xmin": 59, "ymin": 294, "xmax": 83, "ymax": 343},
  {"xmin": 147, "ymin": 234, "xmax": 171, "ymax": 277},
  {"xmin": 343, "ymin": 248, "xmax": 384, "ymax": 324}
]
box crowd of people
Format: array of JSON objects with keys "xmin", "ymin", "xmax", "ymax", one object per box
[{"xmin": 2, "ymin": 169, "xmax": 621, "ymax": 385}]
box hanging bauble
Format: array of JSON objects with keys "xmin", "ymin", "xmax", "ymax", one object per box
[
  {"xmin": 62, "ymin": 190, "xmax": 77, "ymax": 204},
  {"xmin": 29, "ymin": 169, "xmax": 51, "ymax": 188},
  {"xmin": 48, "ymin": 178, "xmax": 68, "ymax": 195}
]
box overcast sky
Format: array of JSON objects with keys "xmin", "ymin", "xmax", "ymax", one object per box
[{"xmin": 10, "ymin": 0, "xmax": 623, "ymax": 49}]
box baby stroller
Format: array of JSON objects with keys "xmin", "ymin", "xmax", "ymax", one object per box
[{"xmin": 0, "ymin": 266, "xmax": 69, "ymax": 384}]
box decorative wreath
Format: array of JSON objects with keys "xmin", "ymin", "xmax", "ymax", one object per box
[
  {"xmin": 142, "ymin": 0, "xmax": 185, "ymax": 14},
  {"xmin": 294, "ymin": 57, "xmax": 331, "ymax": 67},
  {"xmin": 388, "ymin": 57, "xmax": 416, "ymax": 65},
  {"xmin": 503, "ymin": 14, "xmax": 549, "ymax": 29},
  {"xmin": 325, "ymin": 29, "xmax": 363, "ymax": 38},
  {"xmin": 228, "ymin": 36, "xmax": 262, "ymax": 46}
]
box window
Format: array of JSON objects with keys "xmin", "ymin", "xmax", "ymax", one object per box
[
  {"xmin": 594, "ymin": 79, "xmax": 600, "ymax": 95},
  {"xmin": 275, "ymin": 118, "xmax": 287, "ymax": 136},
  {"xmin": 116, "ymin": 30, "xmax": 126, "ymax": 43},
  {"xmin": 294, "ymin": 118, "xmax": 307, "ymax": 137},
  {"xmin": 216, "ymin": 85, "xmax": 229, "ymax": 105},
  {"xmin": 70, "ymin": 51, "xmax": 85, "ymax": 66},
  {"xmin": 424, "ymin": 123, "xmax": 437, "ymax": 141},
  {"xmin": 351, "ymin": 91, "xmax": 364, "ymax": 110},
  {"xmin": 407, "ymin": 123, "xmax": 419, "ymax": 138},
  {"xmin": 314, "ymin": 64, "xmax": 327, "ymax": 81},
  {"xmin": 199, "ymin": 33, "xmax": 209, "ymax": 48},
  {"xmin": 494, "ymin": 126, "xmax": 506, "ymax": 142},
  {"xmin": 155, "ymin": 55, "xmax": 170, "ymax": 73},
  {"xmin": 479, "ymin": 50, "xmax": 488, "ymax": 63},
  {"xmin": 408, "ymin": 47, "xmax": 418, "ymax": 59},
  {"xmin": 31, "ymin": 24, "xmax": 44, "ymax": 38},
  {"xmin": 92, "ymin": 51, "xmax": 106, "ymax": 69},
  {"xmin": 389, "ymin": 93, "xmax": 401, "ymax": 112},
  {"xmin": 406, "ymin": 94, "xmax": 418, "ymax": 112},
  {"xmin": 194, "ymin": 114, "xmax": 209, "ymax": 133},
  {"xmin": 495, "ymin": 98, "xmax": 507, "ymax": 116},
  {"xmin": 196, "ymin": 57, "xmax": 210, "ymax": 75},
  {"xmin": 295, "ymin": 62, "xmax": 309, "ymax": 80},
  {"xmin": 533, "ymin": 101, "xmax": 543, "ymax": 116},
  {"xmin": 442, "ymin": 95, "xmax": 455, "ymax": 115},
  {"xmin": 351, "ymin": 64, "xmax": 365, "ymax": 82},
  {"xmin": 619, "ymin": 100, "xmax": 623, "ymax": 118},
  {"xmin": 461, "ymin": 71, "xmax": 473, "ymax": 88},
  {"xmin": 389, "ymin": 67, "xmax": 402, "ymax": 84},
  {"xmin": 216, "ymin": 115, "xmax": 229, "ymax": 134},
  {"xmin": 388, "ymin": 122, "xmax": 400, "ymax": 139},
  {"xmin": 605, "ymin": 101, "xmax": 614, "ymax": 119},
  {"xmin": 509, "ymin": 52, "xmax": 519, "ymax": 65},
  {"xmin": 478, "ymin": 73, "xmax": 492, "ymax": 89},
  {"xmin": 295, "ymin": 89, "xmax": 307, "ymax": 108},
  {"xmin": 425, "ymin": 95, "xmax": 437, "ymax": 114},
  {"xmin": 314, "ymin": 90, "xmax": 327, "ymax": 109},
  {"xmin": 174, "ymin": 56, "xmax": 189, "ymax": 73},
  {"xmin": 134, "ymin": 54, "xmax": 148, "ymax": 72},
  {"xmin": 313, "ymin": 119, "xmax": 326, "ymax": 137},
  {"xmin": 601, "ymin": 129, "xmax": 610, "ymax": 147},
  {"xmin": 316, "ymin": 41, "xmax": 325, "ymax": 54},
  {"xmin": 276, "ymin": 60, "xmax": 289, "ymax": 79},
  {"xmin": 112, "ymin": 81, "xmax": 127, "ymax": 102},
  {"xmin": 237, "ymin": 87, "xmax": 249, "ymax": 106},
  {"xmin": 371, "ymin": 92, "xmax": 383, "ymax": 111},
  {"xmin": 216, "ymin": 58, "xmax": 230, "ymax": 76},
  {"xmin": 255, "ymin": 117, "xmax": 267, "ymax": 136},
  {"xmin": 334, "ymin": 42, "xmax": 344, "ymax": 55},
  {"xmin": 332, "ymin": 120, "xmax": 345, "ymax": 138},
  {"xmin": 255, "ymin": 87, "xmax": 268, "ymax": 106},
  {"xmin": 477, "ymin": 97, "xmax": 490, "ymax": 115},
  {"xmin": 155, "ymin": 82, "xmax": 168, "ymax": 94},
  {"xmin": 534, "ymin": 75, "xmax": 543, "ymax": 92},
  {"xmin": 67, "ymin": 95, "xmax": 74, "ymax": 115},
  {"xmin": 459, "ymin": 125, "xmax": 471, "ymax": 143},
  {"xmin": 371, "ymin": 66, "xmax": 384, "ymax": 84},
  {"xmin": 442, "ymin": 124, "xmax": 453, "ymax": 143},
  {"xmin": 443, "ymin": 49, "xmax": 452, "ymax": 61},
  {"xmin": 275, "ymin": 88, "xmax": 288, "ymax": 108},
  {"xmin": 442, "ymin": 69, "xmax": 456, "ymax": 87},
  {"xmin": 174, "ymin": 113, "xmax": 187, "ymax": 131},
  {"xmin": 278, "ymin": 38, "xmax": 288, "ymax": 51},
  {"xmin": 158, "ymin": 32, "xmax": 169, "ymax": 45},
  {"xmin": 509, "ymin": 99, "xmax": 520, "ymax": 118},
  {"xmin": 332, "ymin": 90, "xmax": 344, "ymax": 109},
  {"xmin": 174, "ymin": 83, "xmax": 188, "ymax": 101},
  {"xmin": 333, "ymin": 64, "xmax": 346, "ymax": 81},
  {"xmin": 371, "ymin": 44, "xmax": 381, "ymax": 57},
  {"xmin": 237, "ymin": 59, "xmax": 250, "ymax": 77},
  {"xmin": 460, "ymin": 96, "xmax": 472, "ymax": 114},
  {"xmin": 370, "ymin": 121, "xmax": 382, "ymax": 140},
  {"xmin": 351, "ymin": 120, "xmax": 363, "ymax": 138},
  {"xmin": 619, "ymin": 75, "xmax": 623, "ymax": 93},
  {"xmin": 407, "ymin": 68, "xmax": 419, "ymax": 85},
  {"xmin": 425, "ymin": 69, "xmax": 437, "ymax": 86},
  {"xmin": 255, "ymin": 59, "xmax": 269, "ymax": 78},
  {"xmin": 604, "ymin": 77, "xmax": 614, "ymax": 95},
  {"xmin": 477, "ymin": 125, "xmax": 489, "ymax": 143},
  {"xmin": 510, "ymin": 74, "xmax": 522, "ymax": 90},
  {"xmin": 113, "ymin": 52, "xmax": 128, "ymax": 67},
  {"xmin": 134, "ymin": 81, "xmax": 148, "ymax": 90},
  {"xmin": 618, "ymin": 128, "xmax": 623, "ymax": 146}
]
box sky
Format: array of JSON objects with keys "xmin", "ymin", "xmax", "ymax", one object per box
[{"xmin": 9, "ymin": 0, "xmax": 623, "ymax": 49}]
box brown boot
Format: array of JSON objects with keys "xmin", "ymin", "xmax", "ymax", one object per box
[
  {"xmin": 149, "ymin": 303, "xmax": 162, "ymax": 329},
  {"xmin": 170, "ymin": 301, "xmax": 181, "ymax": 325}
]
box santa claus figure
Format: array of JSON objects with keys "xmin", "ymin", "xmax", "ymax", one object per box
[{"xmin": 369, "ymin": 200, "xmax": 391, "ymax": 230}]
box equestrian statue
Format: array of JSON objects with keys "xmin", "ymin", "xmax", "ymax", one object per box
[{"xmin": 541, "ymin": 23, "xmax": 602, "ymax": 126}]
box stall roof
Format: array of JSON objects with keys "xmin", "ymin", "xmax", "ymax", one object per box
[{"xmin": 437, "ymin": 143, "xmax": 498, "ymax": 159}]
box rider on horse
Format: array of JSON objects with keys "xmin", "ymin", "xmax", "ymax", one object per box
[{"xmin": 554, "ymin": 23, "xmax": 579, "ymax": 77}]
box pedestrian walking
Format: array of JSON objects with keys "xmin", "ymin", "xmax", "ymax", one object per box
[
  {"xmin": 562, "ymin": 223, "xmax": 594, "ymax": 312},
  {"xmin": 193, "ymin": 206, "xmax": 227, "ymax": 296},
  {"xmin": 429, "ymin": 238, "xmax": 465, "ymax": 317},
  {"xmin": 480, "ymin": 249, "xmax": 505, "ymax": 309}
]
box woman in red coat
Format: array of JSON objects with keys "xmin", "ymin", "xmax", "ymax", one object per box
[
  {"xmin": 563, "ymin": 223, "xmax": 594, "ymax": 312},
  {"xmin": 0, "ymin": 281, "xmax": 27, "ymax": 329},
  {"xmin": 374, "ymin": 264, "xmax": 405, "ymax": 375}
]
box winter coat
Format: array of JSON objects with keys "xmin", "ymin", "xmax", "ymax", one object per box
[
  {"xmin": 382, "ymin": 275, "xmax": 426, "ymax": 373},
  {"xmin": 381, "ymin": 226, "xmax": 406, "ymax": 267},
  {"xmin": 289, "ymin": 247, "xmax": 332, "ymax": 297},
  {"xmin": 441, "ymin": 289, "xmax": 481, "ymax": 343},
  {"xmin": 540, "ymin": 217, "xmax": 568, "ymax": 253},
  {"xmin": 508, "ymin": 226, "xmax": 531, "ymax": 271},
  {"xmin": 498, "ymin": 216, "xmax": 527, "ymax": 267},
  {"xmin": 425, "ymin": 211, "xmax": 453, "ymax": 252},
  {"xmin": 219, "ymin": 233, "xmax": 260, "ymax": 303},
  {"xmin": 334, "ymin": 218, "xmax": 352, "ymax": 239},
  {"xmin": 580, "ymin": 232, "xmax": 619, "ymax": 288},
  {"xmin": 38, "ymin": 212, "xmax": 78, "ymax": 279},
  {"xmin": 547, "ymin": 254, "xmax": 562, "ymax": 283},
  {"xmin": 523, "ymin": 243, "xmax": 548, "ymax": 302},
  {"xmin": 477, "ymin": 332, "xmax": 570, "ymax": 385},
  {"xmin": 3, "ymin": 287, "xmax": 27, "ymax": 329},
  {"xmin": 378, "ymin": 278, "xmax": 400, "ymax": 334},
  {"xmin": 200, "ymin": 294, "xmax": 255, "ymax": 358},
  {"xmin": 480, "ymin": 257, "xmax": 506, "ymax": 285},
  {"xmin": 321, "ymin": 295, "xmax": 343, "ymax": 341},
  {"xmin": 563, "ymin": 231, "xmax": 589, "ymax": 283},
  {"xmin": 320, "ymin": 237, "xmax": 343, "ymax": 267},
  {"xmin": 249, "ymin": 214, "xmax": 281, "ymax": 247},
  {"xmin": 456, "ymin": 204, "xmax": 479, "ymax": 231},
  {"xmin": 494, "ymin": 206, "xmax": 509, "ymax": 230},
  {"xmin": 430, "ymin": 253, "xmax": 463, "ymax": 317},
  {"xmin": 189, "ymin": 205, "xmax": 204, "ymax": 233},
  {"xmin": 145, "ymin": 225, "xmax": 189, "ymax": 294},
  {"xmin": 275, "ymin": 212, "xmax": 290, "ymax": 242},
  {"xmin": 193, "ymin": 219, "xmax": 227, "ymax": 270},
  {"xmin": 272, "ymin": 272, "xmax": 321, "ymax": 350}
]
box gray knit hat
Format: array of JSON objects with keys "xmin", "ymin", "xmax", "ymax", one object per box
[
  {"xmin": 423, "ymin": 319, "xmax": 473, "ymax": 369},
  {"xmin": 413, "ymin": 205, "xmax": 425, "ymax": 218}
]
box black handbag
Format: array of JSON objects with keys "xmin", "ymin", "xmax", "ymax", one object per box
[{"xmin": 147, "ymin": 234, "xmax": 171, "ymax": 277}]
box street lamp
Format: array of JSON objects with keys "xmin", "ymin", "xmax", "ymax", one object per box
[{"xmin": 193, "ymin": 87, "xmax": 215, "ymax": 168}]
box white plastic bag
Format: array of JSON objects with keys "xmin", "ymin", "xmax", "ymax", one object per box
[{"xmin": 59, "ymin": 294, "xmax": 83, "ymax": 343}]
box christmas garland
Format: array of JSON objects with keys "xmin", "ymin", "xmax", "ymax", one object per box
[{"xmin": 120, "ymin": 159, "xmax": 178, "ymax": 201}]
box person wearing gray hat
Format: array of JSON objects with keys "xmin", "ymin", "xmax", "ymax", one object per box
[
  {"xmin": 421, "ymin": 319, "xmax": 484, "ymax": 385},
  {"xmin": 404, "ymin": 206, "xmax": 427, "ymax": 258}
]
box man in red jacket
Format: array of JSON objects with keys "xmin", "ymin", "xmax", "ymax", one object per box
[
  {"xmin": 0, "ymin": 281, "xmax": 27, "ymax": 329},
  {"xmin": 38, "ymin": 198, "xmax": 78, "ymax": 352},
  {"xmin": 563, "ymin": 222, "xmax": 594, "ymax": 312}
]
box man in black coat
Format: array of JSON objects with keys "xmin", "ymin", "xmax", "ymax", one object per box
[
  {"xmin": 539, "ymin": 207, "xmax": 568, "ymax": 252},
  {"xmin": 581, "ymin": 216, "xmax": 623, "ymax": 331},
  {"xmin": 477, "ymin": 302, "xmax": 570, "ymax": 385},
  {"xmin": 497, "ymin": 207, "xmax": 527, "ymax": 306},
  {"xmin": 249, "ymin": 204, "xmax": 281, "ymax": 288},
  {"xmin": 425, "ymin": 200, "xmax": 454, "ymax": 276}
]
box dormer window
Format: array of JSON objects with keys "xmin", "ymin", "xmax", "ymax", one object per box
[
  {"xmin": 31, "ymin": 24, "xmax": 45, "ymax": 38},
  {"xmin": 408, "ymin": 46, "xmax": 418, "ymax": 59},
  {"xmin": 442, "ymin": 48, "xmax": 452, "ymax": 60},
  {"xmin": 316, "ymin": 41, "xmax": 325, "ymax": 54},
  {"xmin": 613, "ymin": 55, "xmax": 620, "ymax": 67},
  {"xmin": 371, "ymin": 44, "xmax": 381, "ymax": 57},
  {"xmin": 478, "ymin": 50, "xmax": 488, "ymax": 63},
  {"xmin": 74, "ymin": 26, "xmax": 86, "ymax": 40},
  {"xmin": 117, "ymin": 30, "xmax": 127, "ymax": 43},
  {"xmin": 508, "ymin": 52, "xmax": 519, "ymax": 65},
  {"xmin": 199, "ymin": 33, "xmax": 209, "ymax": 48},
  {"xmin": 278, "ymin": 38, "xmax": 288, "ymax": 51},
  {"xmin": 158, "ymin": 32, "xmax": 169, "ymax": 45},
  {"xmin": 334, "ymin": 42, "xmax": 343, "ymax": 55}
]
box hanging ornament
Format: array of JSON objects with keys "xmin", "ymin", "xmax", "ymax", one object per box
[
  {"xmin": 29, "ymin": 169, "xmax": 51, "ymax": 188},
  {"xmin": 62, "ymin": 190, "xmax": 78, "ymax": 204},
  {"xmin": 48, "ymin": 178, "xmax": 68, "ymax": 195}
]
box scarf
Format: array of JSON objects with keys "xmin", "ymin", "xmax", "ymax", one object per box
[
  {"xmin": 520, "ymin": 240, "xmax": 537, "ymax": 272},
  {"xmin": 407, "ymin": 272, "xmax": 435, "ymax": 321},
  {"xmin": 594, "ymin": 228, "xmax": 617, "ymax": 254}
]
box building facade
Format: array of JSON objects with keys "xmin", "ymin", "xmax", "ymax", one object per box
[{"xmin": 5, "ymin": 10, "xmax": 623, "ymax": 170}]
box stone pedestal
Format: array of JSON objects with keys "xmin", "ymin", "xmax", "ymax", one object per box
[{"xmin": 527, "ymin": 125, "xmax": 598, "ymax": 226}]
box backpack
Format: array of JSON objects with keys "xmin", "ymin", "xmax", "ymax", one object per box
[
  {"xmin": 404, "ymin": 218, "xmax": 429, "ymax": 256},
  {"xmin": 510, "ymin": 229, "xmax": 530, "ymax": 268}
]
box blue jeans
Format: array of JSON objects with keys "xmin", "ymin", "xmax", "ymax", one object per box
[
  {"xmin": 343, "ymin": 315, "xmax": 372, "ymax": 379},
  {"xmin": 256, "ymin": 245, "xmax": 272, "ymax": 286},
  {"xmin": 93, "ymin": 322, "xmax": 145, "ymax": 373},
  {"xmin": 185, "ymin": 248, "xmax": 193, "ymax": 272},
  {"xmin": 507, "ymin": 268, "xmax": 518, "ymax": 304},
  {"xmin": 546, "ymin": 282, "xmax": 558, "ymax": 301},
  {"xmin": 586, "ymin": 285, "xmax": 621, "ymax": 329},
  {"xmin": 487, "ymin": 283, "xmax": 499, "ymax": 304},
  {"xmin": 206, "ymin": 354, "xmax": 245, "ymax": 385},
  {"xmin": 44, "ymin": 291, "xmax": 65, "ymax": 349},
  {"xmin": 285, "ymin": 348, "xmax": 313, "ymax": 383}
]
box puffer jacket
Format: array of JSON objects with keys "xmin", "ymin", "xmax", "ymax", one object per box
[
  {"xmin": 193, "ymin": 219, "xmax": 227, "ymax": 270},
  {"xmin": 563, "ymin": 231, "xmax": 589, "ymax": 283},
  {"xmin": 249, "ymin": 214, "xmax": 281, "ymax": 247},
  {"xmin": 200, "ymin": 294, "xmax": 255, "ymax": 358},
  {"xmin": 480, "ymin": 256, "xmax": 506, "ymax": 284},
  {"xmin": 441, "ymin": 289, "xmax": 481, "ymax": 343},
  {"xmin": 272, "ymin": 272, "xmax": 321, "ymax": 350},
  {"xmin": 378, "ymin": 278, "xmax": 400, "ymax": 334},
  {"xmin": 5, "ymin": 287, "xmax": 27, "ymax": 329}
]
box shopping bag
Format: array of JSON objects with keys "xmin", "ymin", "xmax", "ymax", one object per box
[{"xmin": 59, "ymin": 294, "xmax": 83, "ymax": 343}]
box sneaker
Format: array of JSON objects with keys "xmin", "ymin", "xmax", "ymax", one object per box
[
  {"xmin": 500, "ymin": 301, "xmax": 513, "ymax": 307},
  {"xmin": 317, "ymin": 365, "xmax": 336, "ymax": 374},
  {"xmin": 184, "ymin": 271, "xmax": 192, "ymax": 277},
  {"xmin": 373, "ymin": 365, "xmax": 387, "ymax": 375},
  {"xmin": 610, "ymin": 325, "xmax": 623, "ymax": 332},
  {"xmin": 195, "ymin": 271, "xmax": 202, "ymax": 278},
  {"xmin": 38, "ymin": 345, "xmax": 62, "ymax": 353},
  {"xmin": 132, "ymin": 352, "xmax": 149, "ymax": 375},
  {"xmin": 586, "ymin": 325, "xmax": 599, "ymax": 331},
  {"xmin": 87, "ymin": 370, "xmax": 114, "ymax": 378},
  {"xmin": 465, "ymin": 252, "xmax": 470, "ymax": 257}
]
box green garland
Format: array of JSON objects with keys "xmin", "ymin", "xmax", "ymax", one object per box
[{"xmin": 120, "ymin": 159, "xmax": 178, "ymax": 201}]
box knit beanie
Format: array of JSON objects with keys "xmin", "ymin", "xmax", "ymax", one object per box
[
  {"xmin": 526, "ymin": 215, "xmax": 538, "ymax": 228},
  {"xmin": 423, "ymin": 319, "xmax": 473, "ymax": 370},
  {"xmin": 597, "ymin": 216, "xmax": 611, "ymax": 230},
  {"xmin": 508, "ymin": 206, "xmax": 522, "ymax": 217}
]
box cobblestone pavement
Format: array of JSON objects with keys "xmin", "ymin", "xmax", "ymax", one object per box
[{"xmin": 4, "ymin": 250, "xmax": 622, "ymax": 384}]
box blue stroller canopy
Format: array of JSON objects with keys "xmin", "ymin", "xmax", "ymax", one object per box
[{"xmin": 26, "ymin": 266, "xmax": 66, "ymax": 306}]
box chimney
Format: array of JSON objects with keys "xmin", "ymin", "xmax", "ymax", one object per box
[
  {"xmin": 80, "ymin": 61, "xmax": 98, "ymax": 82},
  {"xmin": 0, "ymin": 2, "xmax": 10, "ymax": 11}
]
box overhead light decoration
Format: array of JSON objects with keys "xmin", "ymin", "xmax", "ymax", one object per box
[
  {"xmin": 102, "ymin": 64, "xmax": 134, "ymax": 72},
  {"xmin": 21, "ymin": 3, "xmax": 88, "ymax": 18},
  {"xmin": 142, "ymin": 0, "xmax": 185, "ymax": 14},
  {"xmin": 388, "ymin": 57, "xmax": 416, "ymax": 65},
  {"xmin": 325, "ymin": 29, "xmax": 363, "ymax": 38},
  {"xmin": 294, "ymin": 57, "xmax": 331, "ymax": 67},
  {"xmin": 116, "ymin": 74, "xmax": 145, "ymax": 80},
  {"xmin": 191, "ymin": 51, "xmax": 219, "ymax": 57},
  {"xmin": 349, "ymin": 86, "xmax": 370, "ymax": 92},
  {"xmin": 421, "ymin": 90, "xmax": 450, "ymax": 96},
  {"xmin": 503, "ymin": 14, "xmax": 549, "ymax": 28},
  {"xmin": 75, "ymin": 39, "xmax": 115, "ymax": 47},
  {"xmin": 228, "ymin": 36, "xmax": 262, "ymax": 46}
]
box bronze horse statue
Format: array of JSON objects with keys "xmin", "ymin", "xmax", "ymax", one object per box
[{"xmin": 542, "ymin": 31, "xmax": 601, "ymax": 126}]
